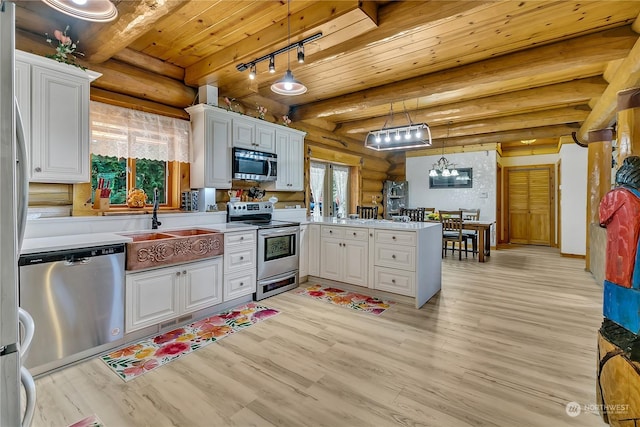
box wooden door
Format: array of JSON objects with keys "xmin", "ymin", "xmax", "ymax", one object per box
[{"xmin": 507, "ymin": 166, "xmax": 554, "ymax": 245}]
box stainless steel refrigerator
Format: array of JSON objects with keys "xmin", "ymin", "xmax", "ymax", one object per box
[{"xmin": 0, "ymin": 2, "xmax": 36, "ymax": 426}]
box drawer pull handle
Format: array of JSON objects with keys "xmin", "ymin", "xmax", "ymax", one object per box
[{"xmin": 34, "ymin": 166, "xmax": 41, "ymax": 172}]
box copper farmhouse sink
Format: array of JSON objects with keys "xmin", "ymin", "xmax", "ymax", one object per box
[{"xmin": 119, "ymin": 228, "xmax": 223, "ymax": 271}]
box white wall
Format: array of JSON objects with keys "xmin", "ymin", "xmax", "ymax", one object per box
[
  {"xmin": 559, "ymin": 144, "xmax": 588, "ymax": 255},
  {"xmin": 406, "ymin": 150, "xmax": 497, "ymax": 244}
]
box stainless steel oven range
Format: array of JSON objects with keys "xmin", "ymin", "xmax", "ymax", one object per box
[{"xmin": 227, "ymin": 201, "xmax": 299, "ymax": 300}]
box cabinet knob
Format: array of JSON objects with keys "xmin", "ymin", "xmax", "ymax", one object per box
[
  {"xmin": 392, "ymin": 236, "xmax": 396, "ymax": 240},
  {"xmin": 370, "ymin": 233, "xmax": 373, "ymax": 237},
  {"xmin": 182, "ymin": 270, "xmax": 187, "ymax": 275},
  {"xmin": 240, "ymin": 282, "xmax": 244, "ymax": 286},
  {"xmin": 240, "ymin": 256, "xmax": 244, "ymax": 260},
  {"xmin": 392, "ymin": 254, "xmax": 396, "ymax": 259},
  {"xmin": 240, "ymin": 236, "xmax": 244, "ymax": 240},
  {"xmin": 353, "ymin": 232, "xmax": 356, "ymax": 236},
  {"xmin": 329, "ymin": 230, "xmax": 333, "ymax": 234},
  {"xmin": 391, "ymin": 279, "xmax": 396, "ymax": 283},
  {"xmin": 176, "ymin": 271, "xmax": 181, "ymax": 276},
  {"xmin": 34, "ymin": 167, "xmax": 41, "ymax": 172}
]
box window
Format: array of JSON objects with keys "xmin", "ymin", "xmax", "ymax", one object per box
[
  {"xmin": 310, "ymin": 161, "xmax": 349, "ymax": 218},
  {"xmin": 89, "ymin": 102, "xmax": 190, "ymax": 207}
]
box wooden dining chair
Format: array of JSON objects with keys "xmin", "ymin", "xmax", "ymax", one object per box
[
  {"xmin": 439, "ymin": 210, "xmax": 463, "ymax": 260},
  {"xmin": 459, "ymin": 208, "xmax": 480, "ymax": 257},
  {"xmin": 356, "ymin": 205, "xmax": 378, "ymax": 219},
  {"xmin": 400, "ymin": 207, "xmax": 425, "ymax": 222}
]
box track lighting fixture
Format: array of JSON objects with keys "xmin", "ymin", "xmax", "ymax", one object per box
[
  {"xmin": 268, "ymin": 56, "xmax": 275, "ymax": 73},
  {"xmin": 365, "ymin": 103, "xmax": 432, "ymax": 151},
  {"xmin": 235, "ymin": 2, "xmax": 322, "ymax": 95}
]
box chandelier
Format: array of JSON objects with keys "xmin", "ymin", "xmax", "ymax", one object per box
[
  {"xmin": 235, "ymin": 1, "xmax": 322, "ymax": 96},
  {"xmin": 429, "ymin": 136, "xmax": 458, "ymax": 177},
  {"xmin": 365, "ymin": 103, "xmax": 432, "ymax": 151}
]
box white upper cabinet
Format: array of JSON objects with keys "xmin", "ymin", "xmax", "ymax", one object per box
[
  {"xmin": 15, "ymin": 51, "xmax": 100, "ymax": 183},
  {"xmin": 232, "ymin": 116, "xmax": 276, "ymax": 153},
  {"xmin": 275, "ymin": 128, "xmax": 305, "ymax": 191},
  {"xmin": 186, "ymin": 104, "xmax": 233, "ymax": 189}
]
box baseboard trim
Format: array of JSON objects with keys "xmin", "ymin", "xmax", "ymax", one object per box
[{"xmin": 560, "ymin": 252, "xmax": 586, "ymax": 259}]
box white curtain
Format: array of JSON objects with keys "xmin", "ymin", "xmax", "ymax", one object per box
[
  {"xmin": 310, "ymin": 162, "xmax": 325, "ymax": 218},
  {"xmin": 89, "ymin": 101, "xmax": 190, "ymax": 163},
  {"xmin": 333, "ymin": 165, "xmax": 349, "ymax": 218}
]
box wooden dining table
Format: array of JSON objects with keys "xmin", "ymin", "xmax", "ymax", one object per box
[
  {"xmin": 461, "ymin": 220, "xmax": 495, "ymax": 263},
  {"xmin": 427, "ymin": 219, "xmax": 495, "ymax": 262}
]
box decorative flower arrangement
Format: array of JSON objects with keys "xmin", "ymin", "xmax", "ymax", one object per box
[
  {"xmin": 44, "ymin": 25, "xmax": 86, "ymax": 70},
  {"xmin": 256, "ymin": 105, "xmax": 267, "ymax": 120},
  {"xmin": 282, "ymin": 115, "xmax": 292, "ymax": 127},
  {"xmin": 223, "ymin": 97, "xmax": 235, "ymax": 111}
]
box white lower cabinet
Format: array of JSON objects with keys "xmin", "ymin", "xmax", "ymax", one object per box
[
  {"xmin": 224, "ymin": 230, "xmax": 257, "ymax": 301},
  {"xmin": 319, "ymin": 226, "xmax": 368, "ymax": 286},
  {"xmin": 299, "ymin": 224, "xmax": 309, "ymax": 278},
  {"xmin": 125, "ymin": 257, "xmax": 223, "ymax": 333},
  {"xmin": 372, "ymin": 229, "xmax": 417, "ymax": 297},
  {"xmin": 308, "ymin": 224, "xmax": 320, "ymax": 276}
]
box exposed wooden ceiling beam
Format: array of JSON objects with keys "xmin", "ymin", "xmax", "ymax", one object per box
[
  {"xmin": 425, "ymin": 125, "xmax": 580, "ymax": 148},
  {"xmin": 577, "ymin": 23, "xmax": 640, "ymax": 141},
  {"xmin": 291, "ymin": 26, "xmax": 637, "ymax": 121},
  {"xmin": 79, "ymin": 0, "xmax": 189, "ymax": 64},
  {"xmin": 336, "ymin": 77, "xmax": 607, "ymax": 135}
]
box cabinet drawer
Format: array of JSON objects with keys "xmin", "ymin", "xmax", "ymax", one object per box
[
  {"xmin": 374, "ymin": 230, "xmax": 416, "ymax": 246},
  {"xmin": 224, "ymin": 270, "xmax": 256, "ymax": 301},
  {"xmin": 225, "ymin": 231, "xmax": 256, "ymax": 246},
  {"xmin": 374, "ymin": 244, "xmax": 416, "ymax": 271},
  {"xmin": 343, "ymin": 227, "xmax": 368, "ymax": 241},
  {"xmin": 224, "ymin": 246, "xmax": 256, "ymax": 272},
  {"xmin": 321, "ymin": 226, "xmax": 345, "ymax": 239},
  {"xmin": 373, "ymin": 266, "xmax": 415, "ymax": 297}
]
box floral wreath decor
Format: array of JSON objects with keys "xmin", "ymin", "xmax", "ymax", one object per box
[{"xmin": 44, "ymin": 25, "xmax": 86, "ymax": 70}]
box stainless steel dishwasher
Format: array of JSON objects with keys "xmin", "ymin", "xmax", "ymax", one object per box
[{"xmin": 18, "ymin": 244, "xmax": 125, "ymax": 376}]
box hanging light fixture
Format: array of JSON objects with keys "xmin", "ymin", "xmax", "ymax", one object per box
[
  {"xmin": 365, "ymin": 102, "xmax": 432, "ymax": 151},
  {"xmin": 41, "ymin": 0, "xmax": 118, "ymax": 22},
  {"xmin": 429, "ymin": 122, "xmax": 458, "ymax": 177},
  {"xmin": 271, "ymin": 0, "xmax": 307, "ymax": 95}
]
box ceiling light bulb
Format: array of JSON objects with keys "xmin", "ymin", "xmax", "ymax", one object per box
[
  {"xmin": 249, "ymin": 64, "xmax": 256, "ymax": 80},
  {"xmin": 268, "ymin": 56, "xmax": 275, "ymax": 73},
  {"xmin": 375, "ymin": 133, "xmax": 381, "ymax": 143},
  {"xmin": 72, "ymin": 0, "xmax": 87, "ymax": 4},
  {"xmin": 384, "ymin": 132, "xmax": 391, "ymax": 143},
  {"xmin": 405, "ymin": 129, "xmax": 411, "ymax": 140},
  {"xmin": 394, "ymin": 131, "xmax": 401, "ymax": 141},
  {"xmin": 415, "ymin": 129, "xmax": 422, "ymax": 138}
]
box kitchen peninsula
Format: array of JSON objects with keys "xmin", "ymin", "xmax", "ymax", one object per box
[{"xmin": 305, "ymin": 218, "xmax": 442, "ymax": 308}]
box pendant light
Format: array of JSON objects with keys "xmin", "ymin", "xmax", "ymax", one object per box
[
  {"xmin": 271, "ymin": 0, "xmax": 307, "ymax": 96},
  {"xmin": 41, "ymin": 0, "xmax": 118, "ymax": 22}
]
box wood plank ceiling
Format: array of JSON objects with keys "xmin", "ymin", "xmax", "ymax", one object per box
[{"xmin": 14, "ymin": 0, "xmax": 640, "ymax": 154}]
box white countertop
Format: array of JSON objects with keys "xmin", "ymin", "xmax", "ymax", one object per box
[
  {"xmin": 306, "ymin": 217, "xmax": 441, "ymax": 230},
  {"xmin": 20, "ymin": 223, "xmax": 257, "ymax": 255}
]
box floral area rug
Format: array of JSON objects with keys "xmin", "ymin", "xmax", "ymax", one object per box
[
  {"xmin": 293, "ymin": 284, "xmax": 394, "ymax": 315},
  {"xmin": 68, "ymin": 414, "xmax": 104, "ymax": 427},
  {"xmin": 101, "ymin": 303, "xmax": 279, "ymax": 382}
]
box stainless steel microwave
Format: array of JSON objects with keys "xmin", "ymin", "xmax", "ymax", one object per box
[{"xmin": 232, "ymin": 147, "xmax": 277, "ymax": 182}]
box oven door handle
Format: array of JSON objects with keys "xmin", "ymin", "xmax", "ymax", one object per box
[
  {"xmin": 258, "ymin": 226, "xmax": 299, "ymax": 237},
  {"xmin": 259, "ymin": 271, "xmax": 298, "ymax": 286}
]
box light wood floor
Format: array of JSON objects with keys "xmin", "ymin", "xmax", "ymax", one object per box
[{"xmin": 30, "ymin": 246, "xmax": 607, "ymax": 427}]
